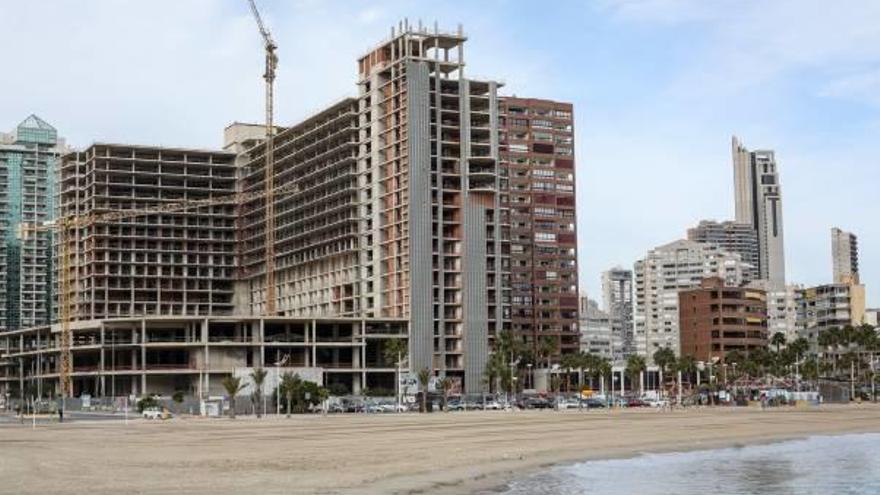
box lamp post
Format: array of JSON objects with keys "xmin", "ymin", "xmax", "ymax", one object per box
[{"xmin": 526, "ymin": 363, "xmax": 533, "ymax": 391}]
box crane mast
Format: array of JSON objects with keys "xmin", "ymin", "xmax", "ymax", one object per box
[{"xmin": 247, "ymin": 0, "xmax": 278, "ymax": 315}]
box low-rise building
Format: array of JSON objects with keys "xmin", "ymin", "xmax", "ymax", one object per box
[
  {"xmin": 679, "ymin": 277, "xmax": 768, "ymax": 363},
  {"xmin": 0, "ymin": 316, "xmax": 407, "ymax": 398},
  {"xmin": 634, "ymin": 239, "xmax": 750, "ymax": 361}
]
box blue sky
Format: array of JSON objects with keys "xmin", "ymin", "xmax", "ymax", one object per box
[{"xmin": 2, "ymin": 0, "xmax": 878, "ymax": 305}]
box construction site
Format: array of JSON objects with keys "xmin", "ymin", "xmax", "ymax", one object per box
[{"xmin": 0, "ymin": 7, "xmax": 581, "ymax": 407}]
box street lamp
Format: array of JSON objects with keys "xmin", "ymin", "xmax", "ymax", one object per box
[{"xmin": 527, "ymin": 363, "xmax": 533, "ymax": 390}]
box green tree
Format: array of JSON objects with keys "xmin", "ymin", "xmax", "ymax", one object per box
[
  {"xmin": 417, "ymin": 368, "xmax": 432, "ymax": 413},
  {"xmin": 678, "ymin": 355, "xmax": 698, "ymax": 386},
  {"xmin": 250, "ymin": 368, "xmax": 268, "ymax": 418},
  {"xmin": 625, "ymin": 355, "xmax": 646, "ymax": 395},
  {"xmin": 279, "ymin": 372, "xmax": 301, "ymax": 417},
  {"xmin": 383, "ymin": 338, "xmax": 408, "ymax": 407},
  {"xmin": 771, "ymin": 332, "xmax": 787, "ymax": 353},
  {"xmin": 221, "ymin": 375, "xmax": 246, "ymax": 419},
  {"xmin": 537, "ymin": 336, "xmax": 557, "ymax": 369}
]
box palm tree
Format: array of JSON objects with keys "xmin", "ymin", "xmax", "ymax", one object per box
[
  {"xmin": 221, "ymin": 375, "xmax": 246, "ymax": 419},
  {"xmin": 383, "ymin": 338, "xmax": 408, "ymax": 409},
  {"xmin": 625, "ymin": 355, "xmax": 646, "ymax": 395},
  {"xmin": 250, "ymin": 368, "xmax": 268, "ymax": 418},
  {"xmin": 279, "ymin": 372, "xmax": 301, "ymax": 417},
  {"xmin": 771, "ymin": 332, "xmax": 786, "ymax": 353},
  {"xmin": 560, "ymin": 353, "xmax": 581, "ymax": 393},
  {"xmin": 439, "ymin": 377, "xmax": 454, "ymax": 410},
  {"xmin": 677, "ymin": 355, "xmax": 698, "ymax": 386},
  {"xmin": 652, "ymin": 347, "xmax": 676, "ymax": 389},
  {"xmin": 417, "ymin": 368, "xmax": 431, "ymax": 413},
  {"xmin": 537, "ymin": 336, "xmax": 557, "ymax": 369}
]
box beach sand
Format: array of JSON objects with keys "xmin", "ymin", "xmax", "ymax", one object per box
[{"xmin": 2, "ymin": 404, "xmax": 879, "ymax": 494}]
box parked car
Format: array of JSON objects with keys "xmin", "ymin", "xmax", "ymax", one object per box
[
  {"xmin": 483, "ymin": 400, "xmax": 503, "ymax": 410},
  {"xmin": 627, "ymin": 398, "xmax": 649, "ymax": 408},
  {"xmin": 583, "ymin": 398, "xmax": 606, "ymax": 409},
  {"xmin": 446, "ymin": 399, "xmax": 464, "ymax": 411},
  {"xmin": 142, "ymin": 407, "xmax": 170, "ymax": 420},
  {"xmin": 520, "ymin": 397, "xmax": 552, "ymax": 409},
  {"xmin": 647, "ymin": 399, "xmax": 669, "ymax": 408}
]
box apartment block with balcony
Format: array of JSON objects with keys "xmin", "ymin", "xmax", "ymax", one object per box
[
  {"xmin": 499, "ymin": 97, "xmax": 578, "ymax": 359},
  {"xmin": 679, "ymin": 277, "xmax": 768, "ymax": 363}
]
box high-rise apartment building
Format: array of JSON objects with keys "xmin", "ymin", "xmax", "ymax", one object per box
[
  {"xmin": 679, "ymin": 277, "xmax": 768, "ymax": 363},
  {"xmin": 687, "ymin": 220, "xmax": 759, "ymax": 283},
  {"xmin": 831, "ymin": 227, "xmax": 859, "ymax": 285},
  {"xmin": 0, "ymin": 115, "xmax": 65, "ymax": 331},
  {"xmin": 601, "ymin": 267, "xmax": 633, "ymax": 358},
  {"xmin": 732, "ymin": 136, "xmax": 786, "ymax": 287},
  {"xmin": 579, "ymin": 297, "xmax": 614, "ymax": 360},
  {"xmin": 499, "ymin": 97, "xmax": 579, "ymax": 359},
  {"xmin": 57, "ymin": 144, "xmax": 238, "ymax": 320},
  {"xmin": 634, "ymin": 239, "xmax": 749, "ymax": 360},
  {"xmin": 358, "ymin": 24, "xmax": 505, "ymax": 392}
]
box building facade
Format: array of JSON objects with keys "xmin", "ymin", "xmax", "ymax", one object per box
[
  {"xmin": 601, "ymin": 267, "xmax": 633, "ymax": 358},
  {"xmin": 0, "ymin": 115, "xmax": 65, "ymax": 332},
  {"xmin": 687, "ymin": 220, "xmax": 759, "ymax": 284},
  {"xmin": 679, "ymin": 277, "xmax": 768, "ymax": 363},
  {"xmin": 0, "ymin": 316, "xmax": 406, "ymax": 398},
  {"xmin": 579, "ymin": 297, "xmax": 614, "ymax": 360},
  {"xmin": 796, "ymin": 283, "xmax": 866, "ymax": 341},
  {"xmin": 499, "ymin": 97, "xmax": 579, "ymax": 359},
  {"xmin": 236, "ymin": 99, "xmax": 361, "ymax": 318},
  {"xmin": 732, "ymin": 136, "xmax": 786, "ymax": 287},
  {"xmin": 831, "ymin": 227, "xmax": 859, "ymax": 285},
  {"xmin": 634, "ymin": 239, "xmax": 749, "ymax": 360},
  {"xmin": 57, "ymin": 144, "xmax": 238, "ymax": 321}
]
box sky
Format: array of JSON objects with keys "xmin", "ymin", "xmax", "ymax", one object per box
[{"xmin": 1, "ymin": 0, "xmax": 878, "ymax": 305}]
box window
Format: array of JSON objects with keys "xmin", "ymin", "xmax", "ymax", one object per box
[
  {"xmin": 535, "ymin": 232, "xmax": 556, "ymax": 243},
  {"xmin": 531, "ymin": 119, "xmax": 552, "ymax": 129},
  {"xmin": 509, "ymin": 143, "xmax": 528, "ymax": 153}
]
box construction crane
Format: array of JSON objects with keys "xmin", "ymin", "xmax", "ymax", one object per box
[
  {"xmin": 246, "ymin": 0, "xmax": 279, "ymax": 316},
  {"xmin": 20, "ymin": 181, "xmax": 304, "ymax": 397}
]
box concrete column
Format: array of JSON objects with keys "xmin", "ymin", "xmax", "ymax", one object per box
[{"xmin": 140, "ymin": 319, "xmax": 147, "ymax": 395}]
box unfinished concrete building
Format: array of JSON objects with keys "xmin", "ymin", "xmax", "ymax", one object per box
[
  {"xmin": 236, "ymin": 99, "xmax": 361, "ymax": 318},
  {"xmin": 57, "ymin": 144, "xmax": 238, "ymax": 320},
  {"xmin": 357, "ymin": 22, "xmax": 504, "ymax": 392},
  {"xmin": 499, "ymin": 97, "xmax": 579, "ymax": 358},
  {"xmin": 0, "ymin": 316, "xmax": 406, "ymax": 398}
]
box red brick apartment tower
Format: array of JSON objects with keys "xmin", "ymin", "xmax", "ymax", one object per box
[{"xmin": 498, "ymin": 98, "xmax": 579, "ymax": 359}]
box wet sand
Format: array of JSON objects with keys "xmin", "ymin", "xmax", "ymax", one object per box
[{"xmin": 2, "ymin": 404, "xmax": 879, "ymax": 494}]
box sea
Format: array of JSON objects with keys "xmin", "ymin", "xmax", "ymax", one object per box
[{"xmin": 490, "ymin": 433, "xmax": 880, "ymax": 494}]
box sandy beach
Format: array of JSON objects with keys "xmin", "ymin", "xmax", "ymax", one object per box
[{"xmin": 2, "ymin": 405, "xmax": 879, "ymax": 494}]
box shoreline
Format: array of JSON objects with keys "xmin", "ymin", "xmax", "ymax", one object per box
[
  {"xmin": 440, "ymin": 429, "xmax": 879, "ymax": 495},
  {"xmin": 2, "ymin": 404, "xmax": 879, "ymax": 495},
  {"xmin": 360, "ymin": 404, "xmax": 880, "ymax": 495}
]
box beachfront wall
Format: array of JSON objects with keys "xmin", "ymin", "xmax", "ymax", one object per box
[{"xmin": 0, "ymin": 316, "xmax": 408, "ymax": 399}]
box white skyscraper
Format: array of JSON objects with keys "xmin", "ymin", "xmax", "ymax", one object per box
[
  {"xmin": 732, "ymin": 136, "xmax": 786, "ymax": 287},
  {"xmin": 634, "ymin": 239, "xmax": 749, "ymax": 360}
]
